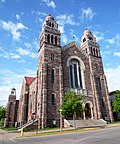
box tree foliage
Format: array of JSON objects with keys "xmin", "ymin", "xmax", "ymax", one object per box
[
  {"xmin": 0, "ymin": 106, "xmax": 6, "ymax": 120},
  {"xmin": 60, "ymin": 91, "xmax": 84, "ymax": 116},
  {"xmin": 113, "ymin": 90, "xmax": 120, "ymax": 113}
]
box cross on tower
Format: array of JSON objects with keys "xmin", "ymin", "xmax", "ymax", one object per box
[{"xmin": 73, "ymin": 36, "xmax": 75, "ymax": 41}]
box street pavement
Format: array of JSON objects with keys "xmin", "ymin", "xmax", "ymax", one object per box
[
  {"xmin": 15, "ymin": 126, "xmax": 120, "ymax": 144},
  {"xmin": 0, "ymin": 125, "xmax": 120, "ymax": 144},
  {"xmin": 0, "ymin": 129, "xmax": 19, "ymax": 144}
]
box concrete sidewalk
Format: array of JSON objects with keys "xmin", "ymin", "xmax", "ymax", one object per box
[{"xmin": 2, "ymin": 123, "xmax": 120, "ymax": 139}]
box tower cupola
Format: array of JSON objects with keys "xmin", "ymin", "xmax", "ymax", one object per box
[
  {"xmin": 42, "ymin": 14, "xmax": 58, "ymax": 29},
  {"xmin": 11, "ymin": 87, "xmax": 16, "ymax": 96},
  {"xmin": 81, "ymin": 28, "xmax": 96, "ymax": 46},
  {"xmin": 80, "ymin": 28, "xmax": 101, "ymax": 57},
  {"xmin": 39, "ymin": 14, "xmax": 60, "ymax": 51}
]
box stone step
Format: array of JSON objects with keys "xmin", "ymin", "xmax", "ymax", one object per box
[{"xmin": 65, "ymin": 119, "xmax": 106, "ymax": 128}]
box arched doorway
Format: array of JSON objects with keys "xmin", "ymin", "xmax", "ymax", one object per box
[{"xmin": 85, "ymin": 103, "xmax": 91, "ymax": 119}]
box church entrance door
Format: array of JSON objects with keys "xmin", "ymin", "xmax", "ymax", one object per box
[{"xmin": 85, "ymin": 103, "xmax": 91, "ymax": 119}]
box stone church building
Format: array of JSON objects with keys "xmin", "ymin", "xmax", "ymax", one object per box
[{"xmin": 6, "ymin": 14, "xmax": 113, "ymax": 128}]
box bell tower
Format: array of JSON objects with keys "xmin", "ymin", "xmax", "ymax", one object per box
[
  {"xmin": 37, "ymin": 14, "xmax": 63, "ymax": 128},
  {"xmin": 39, "ymin": 14, "xmax": 60, "ymax": 52},
  {"xmin": 81, "ymin": 29, "xmax": 113, "ymax": 121},
  {"xmin": 5, "ymin": 88, "xmax": 17, "ymax": 127}
]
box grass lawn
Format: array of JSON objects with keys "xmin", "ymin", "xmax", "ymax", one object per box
[{"xmin": 1, "ymin": 127, "xmax": 18, "ymax": 131}]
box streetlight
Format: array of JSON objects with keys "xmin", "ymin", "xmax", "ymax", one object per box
[{"xmin": 59, "ymin": 108, "xmax": 62, "ymax": 132}]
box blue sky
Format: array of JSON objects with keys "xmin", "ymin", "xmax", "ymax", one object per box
[{"xmin": 0, "ymin": 0, "xmax": 120, "ymax": 106}]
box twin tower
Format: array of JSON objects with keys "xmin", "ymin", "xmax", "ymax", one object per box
[{"xmin": 6, "ymin": 14, "xmax": 113, "ymax": 128}]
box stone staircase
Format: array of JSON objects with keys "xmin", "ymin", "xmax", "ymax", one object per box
[
  {"xmin": 18, "ymin": 119, "xmax": 38, "ymax": 131},
  {"xmin": 64, "ymin": 119, "xmax": 107, "ymax": 128}
]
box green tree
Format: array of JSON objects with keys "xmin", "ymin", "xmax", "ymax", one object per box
[
  {"xmin": 60, "ymin": 91, "xmax": 84, "ymax": 129},
  {"xmin": 113, "ymin": 90, "xmax": 120, "ymax": 113},
  {"xmin": 0, "ymin": 106, "xmax": 6, "ymax": 120}
]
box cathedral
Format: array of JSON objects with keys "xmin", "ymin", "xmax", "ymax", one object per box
[{"xmin": 5, "ymin": 14, "xmax": 113, "ymax": 128}]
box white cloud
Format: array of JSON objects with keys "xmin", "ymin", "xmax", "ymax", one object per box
[
  {"xmin": 16, "ymin": 14, "xmax": 20, "ymax": 20},
  {"xmin": 106, "ymin": 38, "xmax": 115, "ymax": 44},
  {"xmin": 0, "ymin": 69, "xmax": 23, "ymax": 106},
  {"xmin": 81, "ymin": 7, "xmax": 96, "ymax": 21},
  {"xmin": 9, "ymin": 53, "xmax": 20, "ymax": 59},
  {"xmin": 17, "ymin": 59, "xmax": 25, "ymax": 63},
  {"xmin": 93, "ymin": 31, "xmax": 104, "ymax": 42},
  {"xmin": 31, "ymin": 11, "xmax": 47, "ymax": 25},
  {"xmin": 105, "ymin": 66, "xmax": 120, "ymax": 92},
  {"xmin": 0, "ymin": 21, "xmax": 28, "ymax": 41},
  {"xmin": 24, "ymin": 42, "xmax": 32, "ymax": 48},
  {"xmin": 0, "ymin": 0, "xmax": 6, "ymax": 3},
  {"xmin": 0, "ymin": 68, "xmax": 36, "ymax": 106},
  {"xmin": 56, "ymin": 14, "xmax": 79, "ymax": 44},
  {"xmin": 58, "ymin": 25, "xmax": 64, "ymax": 34},
  {"xmin": 61, "ymin": 34, "xmax": 68, "ymax": 44},
  {"xmin": 41, "ymin": 0, "xmax": 56, "ymax": 8},
  {"xmin": 17, "ymin": 47, "xmax": 37, "ymax": 58},
  {"xmin": 32, "ymin": 38, "xmax": 39, "ymax": 50},
  {"xmin": 114, "ymin": 52, "xmax": 120, "ymax": 57},
  {"xmin": 38, "ymin": 17, "xmax": 44, "ymax": 25},
  {"xmin": 0, "ymin": 47, "xmax": 20, "ymax": 59},
  {"xmin": 106, "ymin": 45, "xmax": 110, "ymax": 48},
  {"xmin": 31, "ymin": 11, "xmax": 47, "ymax": 17},
  {"xmin": 101, "ymin": 51, "xmax": 111, "ymax": 57},
  {"xmin": 56, "ymin": 14, "xmax": 79, "ymax": 26},
  {"xmin": 106, "ymin": 33, "xmax": 120, "ymax": 46}
]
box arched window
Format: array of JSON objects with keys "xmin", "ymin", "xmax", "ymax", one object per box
[
  {"xmin": 97, "ymin": 77, "xmax": 101, "ymax": 90},
  {"xmin": 51, "ymin": 69, "xmax": 54, "ymax": 83},
  {"xmin": 52, "ymin": 23, "xmax": 54, "ymax": 28},
  {"xmin": 90, "ymin": 47, "xmax": 93, "ymax": 55},
  {"xmin": 51, "ymin": 35, "xmax": 53, "ymax": 44},
  {"xmin": 93, "ymin": 48, "xmax": 96, "ymax": 56},
  {"xmin": 47, "ymin": 34, "xmax": 50, "ymax": 43},
  {"xmin": 96, "ymin": 49, "xmax": 98, "ymax": 56},
  {"xmin": 51, "ymin": 54, "xmax": 54, "ymax": 61},
  {"xmin": 101, "ymin": 97, "xmax": 105, "ymax": 107},
  {"xmin": 89, "ymin": 36, "xmax": 93, "ymax": 41},
  {"xmin": 49, "ymin": 22, "xmax": 51, "ymax": 27},
  {"xmin": 69, "ymin": 59, "xmax": 83, "ymax": 89},
  {"xmin": 55, "ymin": 36, "xmax": 57, "ymax": 45},
  {"xmin": 51, "ymin": 94, "xmax": 55, "ymax": 105},
  {"xmin": 83, "ymin": 38, "xmax": 86, "ymax": 43}
]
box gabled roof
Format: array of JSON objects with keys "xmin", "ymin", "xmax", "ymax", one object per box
[{"xmin": 25, "ymin": 76, "xmax": 35, "ymax": 85}]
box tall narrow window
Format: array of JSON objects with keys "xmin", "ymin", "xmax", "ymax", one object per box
[
  {"xmin": 91, "ymin": 47, "xmax": 93, "ymax": 55},
  {"xmin": 51, "ymin": 35, "xmax": 53, "ymax": 44},
  {"xmin": 55, "ymin": 36, "xmax": 57, "ymax": 45},
  {"xmin": 47, "ymin": 34, "xmax": 50, "ymax": 43},
  {"xmin": 70, "ymin": 65, "xmax": 73, "ymax": 88},
  {"xmin": 93, "ymin": 48, "xmax": 96, "ymax": 56},
  {"xmin": 79, "ymin": 67, "xmax": 83, "ymax": 89},
  {"xmin": 69, "ymin": 59, "xmax": 83, "ymax": 89},
  {"xmin": 49, "ymin": 22, "xmax": 51, "ymax": 27},
  {"xmin": 74, "ymin": 64, "xmax": 78, "ymax": 88},
  {"xmin": 51, "ymin": 94, "xmax": 55, "ymax": 105},
  {"xmin": 101, "ymin": 97, "xmax": 105, "ymax": 107},
  {"xmin": 96, "ymin": 49, "xmax": 98, "ymax": 56},
  {"xmin": 83, "ymin": 38, "xmax": 86, "ymax": 43},
  {"xmin": 51, "ymin": 54, "xmax": 54, "ymax": 61},
  {"xmin": 52, "ymin": 69, "xmax": 54, "ymax": 83},
  {"xmin": 52, "ymin": 23, "xmax": 54, "ymax": 28},
  {"xmin": 98, "ymin": 77, "xmax": 101, "ymax": 90}
]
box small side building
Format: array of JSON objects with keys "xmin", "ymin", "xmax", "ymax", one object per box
[{"xmin": 5, "ymin": 88, "xmax": 19, "ymax": 127}]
